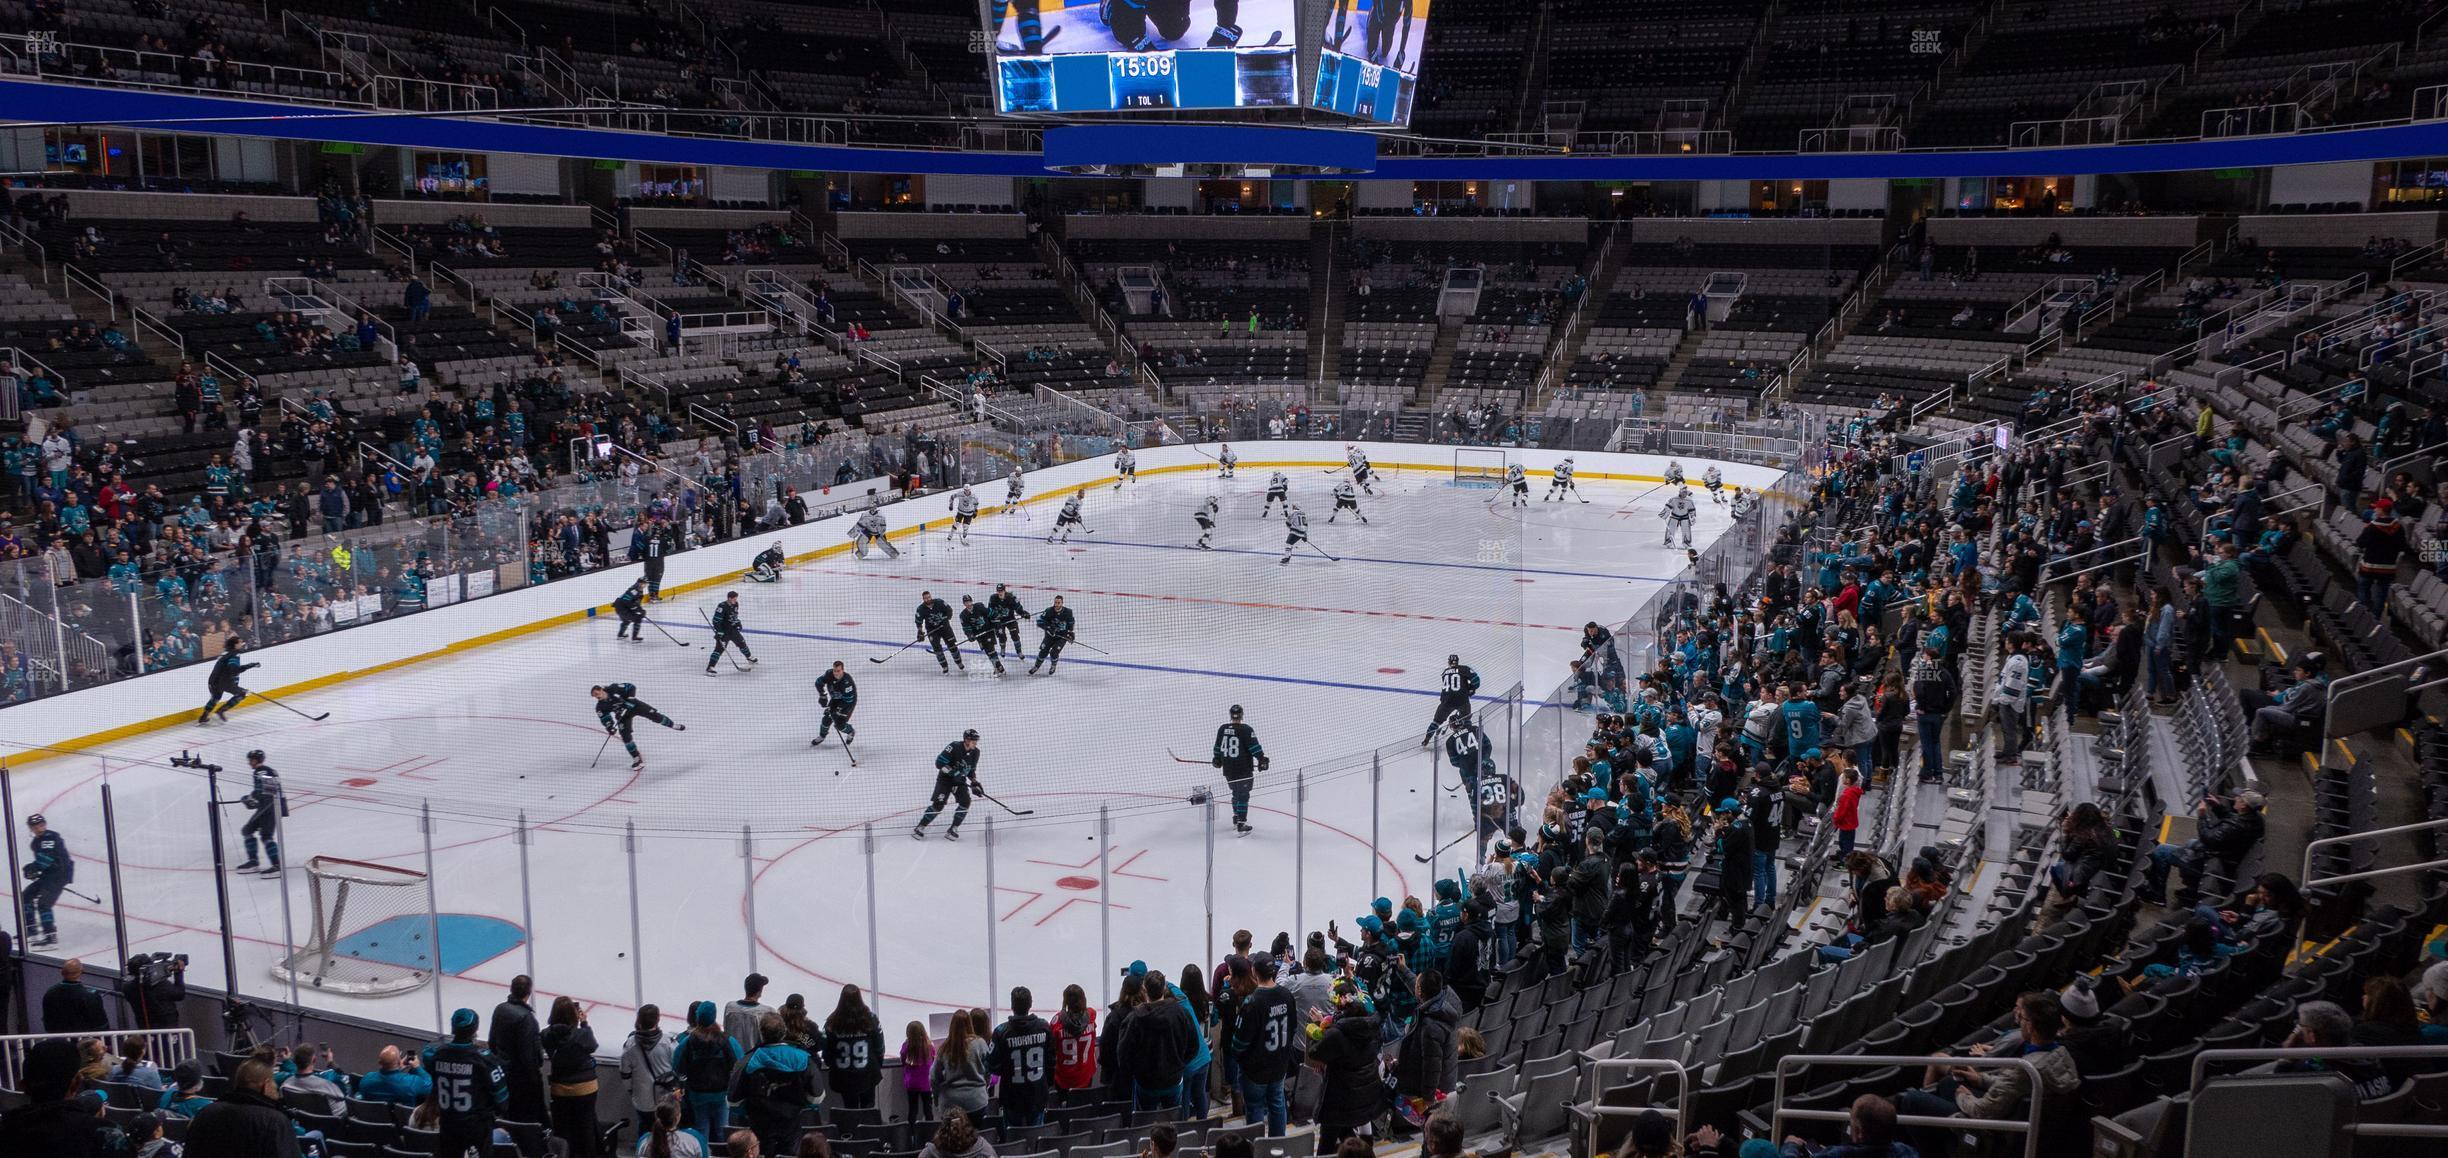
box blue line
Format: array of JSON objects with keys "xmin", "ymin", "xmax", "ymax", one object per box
[
  {"xmin": 651, "ymin": 618, "xmax": 1565, "ymax": 707},
  {"xmin": 964, "ymin": 530, "xmax": 1684, "ymax": 583}
]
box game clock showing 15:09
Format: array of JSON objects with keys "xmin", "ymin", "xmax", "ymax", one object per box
[{"xmin": 997, "ymin": 46, "xmax": 1296, "ymax": 113}]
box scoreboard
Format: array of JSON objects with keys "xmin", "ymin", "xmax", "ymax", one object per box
[
  {"xmin": 985, "ymin": 0, "xmax": 1432, "ymax": 126},
  {"xmin": 989, "ymin": 0, "xmax": 1301, "ymax": 115}
]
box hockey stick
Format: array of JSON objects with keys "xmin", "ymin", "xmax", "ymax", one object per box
[
  {"xmin": 250, "ymin": 691, "xmax": 331, "ymax": 723},
  {"xmin": 1412, "ymin": 829, "xmax": 1477, "ymax": 864},
  {"xmin": 1042, "ymin": 630, "xmax": 1109, "ymax": 656},
  {"xmin": 1167, "ymin": 749, "xmax": 1211, "ymax": 765},
  {"xmin": 1301, "ymin": 538, "xmax": 1342, "ymax": 563},
  {"xmin": 974, "ymin": 788, "xmax": 1035, "ymax": 817},
  {"xmin": 590, "ymin": 732, "xmax": 614, "ymax": 769},
  {"xmin": 646, "ymin": 617, "xmax": 694, "ymax": 648},
  {"xmin": 62, "ymin": 886, "xmax": 102, "ymax": 905},
  {"xmin": 697, "ymin": 609, "xmax": 752, "ymax": 672},
  {"xmin": 868, "ymin": 637, "xmax": 929, "ymax": 664},
  {"xmin": 841, "ymin": 738, "xmax": 858, "ymax": 768}
]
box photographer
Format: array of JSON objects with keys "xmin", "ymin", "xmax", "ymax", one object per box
[
  {"xmin": 2141, "ymin": 790, "xmax": 2267, "ymax": 907},
  {"xmin": 123, "ymin": 952, "xmax": 188, "ymax": 1031}
]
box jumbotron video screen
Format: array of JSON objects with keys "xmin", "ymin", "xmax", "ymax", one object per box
[
  {"xmin": 1310, "ymin": 0, "xmax": 1430, "ymax": 124},
  {"xmin": 989, "ymin": 0, "xmax": 1304, "ymax": 114}
]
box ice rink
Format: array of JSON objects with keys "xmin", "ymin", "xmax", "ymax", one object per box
[{"xmin": 6, "ymin": 458, "xmax": 1738, "ymax": 1033}]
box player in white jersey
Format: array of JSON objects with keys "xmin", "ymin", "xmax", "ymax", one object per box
[
  {"xmin": 852, "ymin": 508, "xmax": 898, "ymax": 559},
  {"xmin": 951, "ymin": 486, "xmax": 980, "ymax": 542},
  {"xmin": 1048, "ymin": 492, "xmax": 1088, "ymax": 544},
  {"xmin": 1112, "ymin": 447, "xmax": 1137, "ymax": 489},
  {"xmin": 1193, "ymin": 493, "xmax": 1221, "ymax": 549},
  {"xmin": 1703, "ymin": 464, "xmax": 1724, "ymax": 501},
  {"xmin": 1661, "ymin": 487, "xmax": 1697, "ymax": 547},
  {"xmin": 1216, "ymin": 443, "xmax": 1239, "ymax": 478},
  {"xmin": 1663, "ymin": 459, "xmax": 1686, "ymax": 487},
  {"xmin": 1544, "ymin": 457, "xmax": 1579, "ymax": 502},
  {"xmin": 1346, "ymin": 446, "xmax": 1377, "ymax": 495},
  {"xmin": 1005, "ymin": 466, "xmax": 1027, "ymax": 520},
  {"xmin": 1261, "ymin": 470, "xmax": 1291, "ymax": 517},
  {"xmin": 1278, "ymin": 503, "xmax": 1312, "ymax": 565},
  {"xmin": 1729, "ymin": 486, "xmax": 1757, "ymax": 523},
  {"xmin": 1504, "ymin": 462, "xmax": 1529, "ymax": 507},
  {"xmin": 1328, "ymin": 479, "xmax": 1368, "ymax": 523}
]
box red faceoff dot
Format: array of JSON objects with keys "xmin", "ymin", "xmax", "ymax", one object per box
[
  {"xmin": 1378, "ymin": 667, "xmax": 1405, "ymax": 674},
  {"xmin": 1055, "ymin": 876, "xmax": 1097, "ymax": 891}
]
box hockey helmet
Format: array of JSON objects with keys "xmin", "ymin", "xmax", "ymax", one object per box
[
  {"xmin": 246, "ymin": 749, "xmax": 267, "ymax": 762},
  {"xmin": 1229, "ymin": 704, "xmax": 1244, "ymax": 719},
  {"xmin": 962, "ymin": 728, "xmax": 980, "ymax": 742},
  {"xmin": 1447, "ymin": 653, "xmax": 1461, "ymax": 665}
]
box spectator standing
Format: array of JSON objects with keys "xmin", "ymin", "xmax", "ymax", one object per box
[
  {"xmin": 421, "ymin": 1008, "xmax": 510, "ymax": 1158},
  {"xmin": 990, "ymin": 987, "xmax": 1055, "ymax": 1129},
  {"xmin": 1309, "ymin": 996, "xmax": 1384, "ymax": 1155},
  {"xmin": 724, "ymin": 973, "xmax": 773, "ymax": 1058},
  {"xmin": 1120, "ymin": 967, "xmax": 1196, "ymax": 1112},
  {"xmin": 899, "ymin": 1021, "xmax": 937, "ymax": 1122},
  {"xmin": 42, "ymin": 958, "xmax": 108, "ymax": 1034},
  {"xmin": 821, "ymin": 985, "xmax": 885, "ymax": 1111},
  {"xmin": 542, "ymin": 997, "xmax": 602, "ymax": 1158},
  {"xmin": 670, "ymin": 1000, "xmax": 742, "ymax": 1143},
  {"xmin": 932, "ymin": 1009, "xmax": 991, "ymax": 1116},
  {"xmin": 735, "ymin": 1012, "xmax": 817, "ymax": 1158},
  {"xmin": 1048, "ymin": 984, "xmax": 1099, "ymax": 1095},
  {"xmin": 403, "ymin": 277, "xmax": 430, "ymax": 323},
  {"xmin": 1232, "ymin": 956, "xmax": 1298, "ymax": 1137},
  {"xmin": 2356, "ymin": 499, "xmax": 2408, "ymax": 612},
  {"xmin": 617, "ymin": 1005, "xmax": 675, "ymax": 1139},
  {"xmin": 1391, "ymin": 971, "xmax": 1458, "ymax": 1113},
  {"xmin": 487, "ymin": 975, "xmax": 546, "ymax": 1127}
]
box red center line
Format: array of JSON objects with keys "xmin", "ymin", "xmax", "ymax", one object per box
[{"xmin": 810, "ymin": 568, "xmax": 1582, "ymax": 632}]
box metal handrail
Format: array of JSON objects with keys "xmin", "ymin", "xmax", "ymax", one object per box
[
  {"xmin": 1773, "ymin": 1054, "xmax": 2044, "ymax": 1158},
  {"xmin": 2320, "ymin": 645, "xmax": 2448, "ymax": 765},
  {"xmin": 126, "ymin": 303, "xmax": 185, "ymax": 359},
  {"xmin": 1575, "ymin": 1058, "xmax": 1694, "ymax": 1152},
  {"xmin": 2189, "ymin": 1046, "xmax": 2448, "ymax": 1139},
  {"xmin": 62, "ymin": 263, "xmax": 114, "ymax": 320},
  {"xmin": 0, "ymin": 216, "xmax": 47, "ymax": 285},
  {"xmin": 1, "ymin": 1029, "xmax": 198, "ymax": 1093},
  {"xmin": 2301, "ymin": 817, "xmax": 2448, "ymax": 891}
]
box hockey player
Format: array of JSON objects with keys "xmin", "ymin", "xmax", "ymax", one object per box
[
  {"xmin": 1346, "ymin": 446, "xmax": 1377, "ymax": 495},
  {"xmin": 959, "ymin": 595, "xmax": 1006, "ymax": 675},
  {"xmin": 748, "ymin": 543, "xmax": 786, "ymax": 583},
  {"xmin": 1098, "ymin": 0, "xmax": 1246, "ymax": 53},
  {"xmin": 1476, "ymin": 770, "xmax": 1524, "ymax": 842},
  {"xmin": 1193, "ymin": 493, "xmax": 1221, "ymax": 550},
  {"xmin": 1327, "ymin": 0, "xmax": 1412, "ymax": 66},
  {"xmin": 812, "ymin": 661, "xmax": 859, "ymax": 751},
  {"xmin": 1661, "ymin": 487, "xmax": 1697, "ymax": 548},
  {"xmin": 1216, "ymin": 443, "xmax": 1238, "ymax": 478},
  {"xmin": 422, "ymin": 1009, "xmax": 511, "ymax": 1158},
  {"xmin": 912, "ymin": 729, "xmax": 983, "ymax": 840},
  {"xmin": 706, "ymin": 591, "xmax": 757, "ymax": 675},
  {"xmin": 988, "ymin": 583, "xmax": 1029, "ymax": 655},
  {"xmin": 1005, "ymin": 466, "xmax": 1027, "ymax": 519},
  {"xmin": 19, "ymin": 813, "xmax": 69, "ymax": 948},
  {"xmin": 1030, "ymin": 596, "xmax": 1075, "ymax": 675},
  {"xmin": 1260, "ymin": 470, "xmax": 1290, "ymax": 517},
  {"xmin": 1702, "ymin": 465, "xmax": 1725, "ymax": 502},
  {"xmin": 915, "ymin": 590, "xmax": 965, "ymax": 674},
  {"xmin": 1729, "ymin": 486, "xmax": 1757, "ymax": 524},
  {"xmin": 1443, "ymin": 714, "xmax": 1494, "ymax": 794},
  {"xmin": 1505, "ymin": 462, "xmax": 1530, "ymax": 507},
  {"xmin": 1328, "ymin": 478, "xmax": 1368, "ymax": 524},
  {"xmin": 1111, "ymin": 447, "xmax": 1137, "ymax": 489},
  {"xmin": 196, "ymin": 636, "xmax": 257, "ymax": 724},
  {"xmin": 612, "ymin": 579, "xmax": 651, "ymax": 639},
  {"xmin": 1212, "ymin": 704, "xmax": 1269, "ymax": 835},
  {"xmin": 1046, "ymin": 492, "xmax": 1088, "ymax": 544},
  {"xmin": 1424, "ymin": 653, "xmax": 1481, "ymax": 744},
  {"xmin": 1277, "ymin": 502, "xmax": 1311, "ymax": 565},
  {"xmin": 992, "ymin": 0, "xmax": 1054, "ymax": 53},
  {"xmin": 851, "ymin": 507, "xmax": 898, "ymax": 559},
  {"xmin": 1544, "ymin": 457, "xmax": 1579, "ymax": 502},
  {"xmin": 232, "ymin": 749, "xmax": 286, "ymax": 876},
  {"xmin": 593, "ymin": 682, "xmax": 684, "ymax": 771},
  {"xmin": 948, "ymin": 487, "xmax": 980, "ymax": 544},
  {"xmin": 1663, "ymin": 459, "xmax": 1686, "ymax": 488}
]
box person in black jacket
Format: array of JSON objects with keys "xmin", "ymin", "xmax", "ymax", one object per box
[
  {"xmin": 1308, "ymin": 997, "xmax": 1384, "ymax": 1154},
  {"xmin": 184, "ymin": 1058, "xmax": 300, "ymax": 1158},
  {"xmin": 1231, "ymin": 956, "xmax": 1299, "ymax": 1138},
  {"xmin": 0, "ymin": 1038, "xmax": 116, "ymax": 1156},
  {"xmin": 1121, "ymin": 968, "xmax": 1196, "ymax": 1112},
  {"xmin": 1709, "ymin": 800, "xmax": 1753, "ymax": 940},
  {"xmin": 1606, "ymin": 854, "xmax": 1664, "ymax": 971},
  {"xmin": 2142, "ymin": 791, "xmax": 2266, "ymax": 906},
  {"xmin": 423, "ymin": 1008, "xmax": 511, "ymax": 1158},
  {"xmin": 1098, "ymin": 976, "xmax": 1142, "ymax": 1094},
  {"xmin": 41, "ymin": 958, "xmax": 108, "ymax": 1034},
  {"xmin": 2035, "ymin": 802, "xmax": 2116, "ymax": 933},
  {"xmin": 989, "ymin": 986, "xmax": 1054, "ymax": 1129},
  {"xmin": 1391, "ymin": 972, "xmax": 1458, "ymax": 1111},
  {"xmin": 541, "ymin": 997, "xmax": 601, "ymax": 1158},
  {"xmin": 1443, "ymin": 904, "xmax": 1487, "ymax": 1011},
  {"xmin": 488, "ymin": 975, "xmax": 546, "ymax": 1127},
  {"xmin": 196, "ymin": 636, "xmax": 257, "ymax": 724},
  {"xmin": 821, "ymin": 984, "xmax": 886, "ymax": 1110}
]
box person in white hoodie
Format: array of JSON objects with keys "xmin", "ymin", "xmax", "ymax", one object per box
[{"xmin": 1992, "ymin": 638, "xmax": 2031, "ymax": 764}]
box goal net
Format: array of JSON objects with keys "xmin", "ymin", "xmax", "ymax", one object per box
[
  {"xmin": 272, "ymin": 856, "xmax": 436, "ymax": 996},
  {"xmin": 1453, "ymin": 448, "xmax": 1509, "ymax": 487}
]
